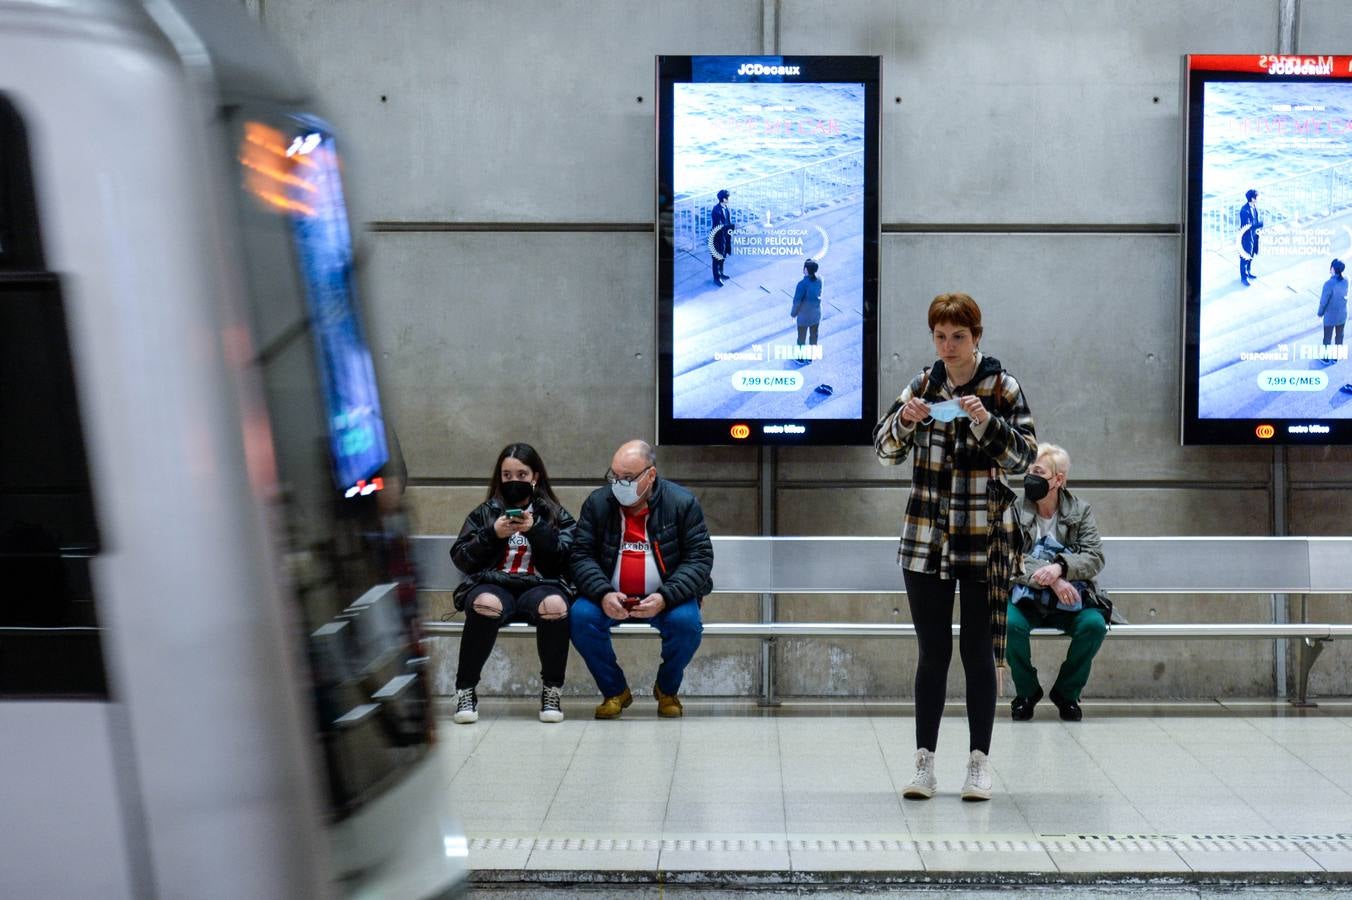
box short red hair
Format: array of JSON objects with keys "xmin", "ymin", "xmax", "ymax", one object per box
[{"xmin": 927, "ymin": 293, "xmax": 983, "ymax": 342}]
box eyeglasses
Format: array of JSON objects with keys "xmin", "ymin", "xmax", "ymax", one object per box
[{"xmin": 605, "ymin": 466, "xmax": 652, "ymax": 487}]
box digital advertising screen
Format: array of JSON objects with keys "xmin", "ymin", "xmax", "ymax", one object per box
[
  {"xmin": 657, "ymin": 56, "xmax": 880, "ymax": 445},
  {"xmin": 282, "ymin": 120, "xmax": 390, "ymax": 489},
  {"xmin": 1183, "ymin": 54, "xmax": 1352, "ymax": 444}
]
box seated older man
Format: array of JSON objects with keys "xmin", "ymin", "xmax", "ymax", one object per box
[
  {"xmin": 1007, "ymin": 443, "xmax": 1114, "ymax": 722},
  {"xmin": 569, "ymin": 440, "xmax": 713, "ymax": 719}
]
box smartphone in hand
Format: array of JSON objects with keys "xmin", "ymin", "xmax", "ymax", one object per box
[
  {"xmin": 621, "ymin": 596, "xmax": 641, "ymax": 611},
  {"xmin": 504, "ymin": 508, "xmax": 525, "ymax": 519}
]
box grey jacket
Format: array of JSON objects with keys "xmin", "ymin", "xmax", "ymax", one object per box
[{"xmin": 1013, "ymin": 487, "xmax": 1104, "ymax": 585}]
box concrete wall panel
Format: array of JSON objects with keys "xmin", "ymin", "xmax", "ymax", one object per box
[
  {"xmin": 261, "ymin": 0, "xmax": 764, "ymax": 223},
  {"xmin": 780, "ymin": 0, "xmax": 1276, "ymax": 224},
  {"xmin": 365, "ymin": 231, "xmax": 658, "ymax": 479},
  {"xmin": 1287, "ymin": 447, "xmax": 1352, "ymax": 486},
  {"xmin": 1296, "ymin": 1, "xmax": 1352, "ymax": 54}
]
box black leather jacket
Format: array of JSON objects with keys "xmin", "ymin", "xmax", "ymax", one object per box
[
  {"xmin": 449, "ymin": 497, "xmax": 576, "ymax": 609},
  {"xmin": 569, "ymin": 477, "xmax": 714, "ymax": 607}
]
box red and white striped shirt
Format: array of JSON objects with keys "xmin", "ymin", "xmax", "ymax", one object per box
[
  {"xmin": 497, "ymin": 506, "xmax": 537, "ymax": 575},
  {"xmin": 611, "ymin": 507, "xmax": 660, "ymax": 596}
]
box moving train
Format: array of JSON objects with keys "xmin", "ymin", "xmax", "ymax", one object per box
[{"xmin": 0, "ymin": 0, "xmax": 463, "ymax": 896}]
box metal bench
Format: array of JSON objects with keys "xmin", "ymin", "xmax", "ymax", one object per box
[{"xmin": 412, "ymin": 535, "xmax": 1352, "ymax": 705}]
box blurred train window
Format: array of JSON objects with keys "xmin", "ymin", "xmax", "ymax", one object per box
[{"xmin": 0, "ymin": 94, "xmax": 108, "ymax": 699}]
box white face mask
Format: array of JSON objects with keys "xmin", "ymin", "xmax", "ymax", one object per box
[
  {"xmin": 610, "ymin": 480, "xmax": 642, "ymax": 506},
  {"xmin": 608, "ymin": 467, "xmax": 650, "ymax": 506}
]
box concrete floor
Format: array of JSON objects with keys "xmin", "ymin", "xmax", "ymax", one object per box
[{"xmin": 430, "ymin": 698, "xmax": 1352, "ymax": 888}]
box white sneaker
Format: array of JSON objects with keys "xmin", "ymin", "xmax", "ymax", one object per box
[
  {"xmin": 902, "ymin": 748, "xmax": 937, "ymax": 800},
  {"xmin": 452, "ymin": 687, "xmax": 478, "ymax": 724},
  {"xmin": 539, "ymin": 685, "xmax": 564, "ymax": 723},
  {"xmin": 961, "ymin": 749, "xmax": 993, "ymax": 801}
]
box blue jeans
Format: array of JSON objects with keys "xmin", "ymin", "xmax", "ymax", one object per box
[{"xmin": 569, "ymin": 597, "xmax": 703, "ymax": 697}]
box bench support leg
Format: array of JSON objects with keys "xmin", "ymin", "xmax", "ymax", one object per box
[
  {"xmin": 758, "ymin": 635, "xmax": 779, "ymax": 707},
  {"xmin": 758, "ymin": 592, "xmax": 779, "ymax": 707},
  {"xmin": 1292, "ymin": 637, "xmax": 1330, "ymax": 707}
]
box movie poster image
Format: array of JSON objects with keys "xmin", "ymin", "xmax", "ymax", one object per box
[
  {"xmin": 671, "ymin": 81, "xmax": 866, "ymax": 421},
  {"xmin": 1197, "ymin": 80, "xmax": 1352, "ymax": 420}
]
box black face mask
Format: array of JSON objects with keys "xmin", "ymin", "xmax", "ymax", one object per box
[
  {"xmin": 500, "ymin": 480, "xmax": 534, "ymax": 507},
  {"xmin": 1023, "ymin": 473, "xmax": 1050, "ymax": 503}
]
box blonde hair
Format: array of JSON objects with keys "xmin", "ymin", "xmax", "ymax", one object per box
[{"xmin": 1037, "ymin": 443, "xmax": 1070, "ymax": 477}]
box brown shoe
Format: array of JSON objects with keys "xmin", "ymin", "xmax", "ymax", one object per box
[
  {"xmin": 653, "ymin": 684, "xmax": 683, "ymax": 718},
  {"xmin": 594, "ymin": 688, "xmax": 633, "ymax": 719}
]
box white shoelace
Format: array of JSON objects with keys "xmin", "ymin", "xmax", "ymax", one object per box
[
  {"xmin": 456, "ymin": 688, "xmax": 476, "ymax": 712},
  {"xmin": 541, "ymin": 686, "xmax": 562, "ymax": 711}
]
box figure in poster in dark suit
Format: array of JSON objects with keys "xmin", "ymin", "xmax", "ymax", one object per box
[
  {"xmin": 710, "ymin": 189, "xmax": 734, "ymax": 286},
  {"xmin": 1239, "ymin": 188, "xmax": 1263, "ymax": 286}
]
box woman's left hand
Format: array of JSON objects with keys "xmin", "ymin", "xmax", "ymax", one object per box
[{"xmin": 958, "ymin": 394, "xmax": 989, "ymax": 425}]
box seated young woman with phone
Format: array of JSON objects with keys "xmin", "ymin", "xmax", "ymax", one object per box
[{"xmin": 449, "ymin": 443, "xmax": 577, "ymax": 723}]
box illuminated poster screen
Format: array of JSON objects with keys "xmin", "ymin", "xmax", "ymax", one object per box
[
  {"xmin": 657, "ymin": 56, "xmax": 880, "ymax": 445},
  {"xmin": 284, "ymin": 121, "xmax": 390, "ymax": 487},
  {"xmin": 1184, "ymin": 54, "xmax": 1352, "ymax": 444}
]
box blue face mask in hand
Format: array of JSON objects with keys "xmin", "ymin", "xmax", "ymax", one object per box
[{"xmin": 927, "ymin": 398, "xmax": 970, "ymax": 423}]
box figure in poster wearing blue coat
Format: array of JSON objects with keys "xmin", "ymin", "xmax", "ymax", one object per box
[
  {"xmin": 1317, "ymin": 258, "xmax": 1348, "ymax": 367},
  {"xmin": 790, "ymin": 258, "xmax": 822, "ymax": 365}
]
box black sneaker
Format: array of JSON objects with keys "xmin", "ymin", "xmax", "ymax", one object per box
[
  {"xmin": 1011, "ymin": 686, "xmax": 1043, "ymax": 721},
  {"xmin": 1049, "ymin": 688, "xmax": 1082, "ymax": 722},
  {"xmin": 539, "ymin": 685, "xmax": 564, "ymax": 723},
  {"xmin": 453, "ymin": 686, "xmax": 479, "ymax": 724}
]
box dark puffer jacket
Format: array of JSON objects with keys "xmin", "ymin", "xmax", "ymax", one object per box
[
  {"xmin": 569, "ymin": 477, "xmax": 714, "ymax": 607},
  {"xmin": 449, "ymin": 497, "xmax": 577, "ymax": 609}
]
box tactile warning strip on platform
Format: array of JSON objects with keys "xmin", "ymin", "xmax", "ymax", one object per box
[{"xmin": 469, "ymin": 833, "xmax": 1352, "ymax": 856}]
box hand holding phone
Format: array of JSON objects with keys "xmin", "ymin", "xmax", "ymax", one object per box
[{"xmin": 620, "ymin": 596, "xmax": 641, "ymax": 611}]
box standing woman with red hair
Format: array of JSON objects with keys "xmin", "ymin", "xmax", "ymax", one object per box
[{"xmin": 874, "ymin": 293, "xmax": 1037, "ymax": 802}]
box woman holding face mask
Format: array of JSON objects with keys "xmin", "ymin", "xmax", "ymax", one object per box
[
  {"xmin": 450, "ymin": 443, "xmax": 577, "ymax": 724},
  {"xmin": 873, "ymin": 293, "xmax": 1037, "ymax": 802}
]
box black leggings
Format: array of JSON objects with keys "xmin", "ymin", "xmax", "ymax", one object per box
[
  {"xmin": 903, "ymin": 570, "xmax": 995, "ymax": 755},
  {"xmin": 455, "ymin": 583, "xmax": 570, "ymax": 689},
  {"xmin": 1324, "ymin": 323, "xmax": 1345, "ymax": 346}
]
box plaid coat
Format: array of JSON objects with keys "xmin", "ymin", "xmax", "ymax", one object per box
[{"xmin": 873, "ymin": 354, "xmax": 1037, "ymax": 662}]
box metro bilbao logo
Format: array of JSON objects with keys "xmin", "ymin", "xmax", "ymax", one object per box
[
  {"xmin": 1255, "ymin": 424, "xmax": 1276, "ymax": 439},
  {"xmin": 730, "ymin": 424, "xmax": 751, "ymax": 439},
  {"xmin": 737, "ymin": 63, "xmax": 801, "ymax": 76}
]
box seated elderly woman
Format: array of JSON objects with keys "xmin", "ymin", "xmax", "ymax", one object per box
[{"xmin": 1006, "ymin": 443, "xmax": 1114, "ymax": 722}]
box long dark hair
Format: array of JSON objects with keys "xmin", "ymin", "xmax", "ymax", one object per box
[{"xmin": 485, "ymin": 442, "xmax": 562, "ymax": 507}]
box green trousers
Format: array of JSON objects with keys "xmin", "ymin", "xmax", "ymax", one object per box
[{"xmin": 1005, "ymin": 601, "xmax": 1107, "ymax": 702}]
